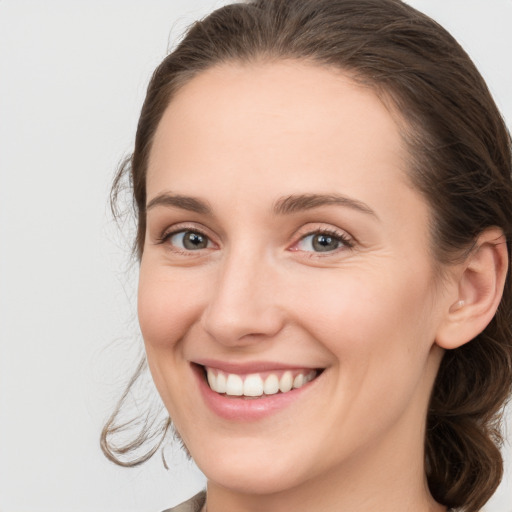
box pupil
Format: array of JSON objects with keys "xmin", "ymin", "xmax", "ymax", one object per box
[
  {"xmin": 184, "ymin": 231, "xmax": 207, "ymax": 250},
  {"xmin": 313, "ymin": 234, "xmax": 338, "ymax": 252}
]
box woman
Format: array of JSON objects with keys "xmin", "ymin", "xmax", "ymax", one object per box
[{"xmin": 102, "ymin": 1, "xmax": 512, "ymax": 511}]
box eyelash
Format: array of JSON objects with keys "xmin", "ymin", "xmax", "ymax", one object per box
[{"xmin": 155, "ymin": 226, "xmax": 354, "ymax": 256}]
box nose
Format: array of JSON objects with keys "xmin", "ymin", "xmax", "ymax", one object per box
[{"xmin": 201, "ymin": 249, "xmax": 285, "ymax": 346}]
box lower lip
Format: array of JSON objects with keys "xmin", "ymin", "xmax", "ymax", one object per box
[{"xmin": 192, "ymin": 364, "xmax": 320, "ymax": 421}]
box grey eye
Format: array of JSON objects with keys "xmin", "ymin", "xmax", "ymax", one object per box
[
  {"xmin": 170, "ymin": 230, "xmax": 210, "ymax": 250},
  {"xmin": 297, "ymin": 233, "xmax": 343, "ymax": 252}
]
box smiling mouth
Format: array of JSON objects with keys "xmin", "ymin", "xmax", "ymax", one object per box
[{"xmin": 201, "ymin": 366, "xmax": 322, "ymax": 398}]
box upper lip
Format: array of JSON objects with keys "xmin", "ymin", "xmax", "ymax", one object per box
[{"xmin": 193, "ymin": 359, "xmax": 321, "ymax": 374}]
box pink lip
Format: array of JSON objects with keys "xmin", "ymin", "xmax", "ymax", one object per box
[
  {"xmin": 194, "ymin": 358, "xmax": 317, "ymax": 374},
  {"xmin": 191, "ymin": 363, "xmax": 321, "ymax": 422}
]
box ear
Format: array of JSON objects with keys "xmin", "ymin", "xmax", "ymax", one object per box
[{"xmin": 435, "ymin": 227, "xmax": 508, "ymax": 350}]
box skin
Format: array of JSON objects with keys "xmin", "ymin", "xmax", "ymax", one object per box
[{"xmin": 138, "ymin": 61, "xmax": 456, "ymax": 512}]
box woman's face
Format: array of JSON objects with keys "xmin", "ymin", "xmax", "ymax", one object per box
[{"xmin": 139, "ymin": 62, "xmax": 451, "ymax": 494}]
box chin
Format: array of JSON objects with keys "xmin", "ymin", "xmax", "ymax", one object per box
[
  {"xmin": 203, "ymin": 462, "xmax": 304, "ymax": 495},
  {"xmin": 189, "ymin": 441, "xmax": 311, "ymax": 495}
]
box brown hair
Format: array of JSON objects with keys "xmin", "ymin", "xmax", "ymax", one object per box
[{"xmin": 102, "ymin": 1, "xmax": 512, "ymax": 510}]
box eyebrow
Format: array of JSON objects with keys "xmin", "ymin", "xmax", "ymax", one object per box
[
  {"xmin": 146, "ymin": 193, "xmax": 212, "ymax": 215},
  {"xmin": 146, "ymin": 192, "xmax": 377, "ymax": 218},
  {"xmin": 273, "ymin": 193, "xmax": 377, "ymax": 217}
]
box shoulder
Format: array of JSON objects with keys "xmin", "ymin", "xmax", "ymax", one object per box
[{"xmin": 161, "ymin": 491, "xmax": 206, "ymax": 512}]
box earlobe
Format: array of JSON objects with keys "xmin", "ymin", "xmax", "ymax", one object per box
[{"xmin": 436, "ymin": 227, "xmax": 508, "ymax": 350}]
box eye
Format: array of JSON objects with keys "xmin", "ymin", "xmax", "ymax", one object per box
[
  {"xmin": 168, "ymin": 230, "xmax": 212, "ymax": 250},
  {"xmin": 294, "ymin": 230, "xmax": 352, "ymax": 253}
]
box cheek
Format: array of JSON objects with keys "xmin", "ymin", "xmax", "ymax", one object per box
[
  {"xmin": 292, "ymin": 266, "xmax": 438, "ymax": 363},
  {"xmin": 137, "ymin": 265, "xmax": 205, "ymax": 351},
  {"xmin": 137, "ymin": 265, "xmax": 205, "ymax": 416},
  {"xmin": 296, "ymin": 270, "xmax": 439, "ymax": 433}
]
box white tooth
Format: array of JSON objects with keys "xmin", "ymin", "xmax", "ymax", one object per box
[
  {"xmin": 304, "ymin": 370, "xmax": 316, "ymax": 383},
  {"xmin": 263, "ymin": 374, "xmax": 280, "ymax": 395},
  {"xmin": 225, "ymin": 374, "xmax": 243, "ymax": 396},
  {"xmin": 244, "ymin": 374, "xmax": 264, "ymax": 397},
  {"xmin": 293, "ymin": 373, "xmax": 305, "ymax": 389},
  {"xmin": 279, "ymin": 371, "xmax": 293, "ymax": 393},
  {"xmin": 207, "ymin": 368, "xmax": 217, "ymax": 390},
  {"xmin": 216, "ymin": 372, "xmax": 227, "ymax": 393}
]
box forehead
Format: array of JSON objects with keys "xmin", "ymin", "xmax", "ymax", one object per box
[{"xmin": 147, "ymin": 61, "xmax": 410, "ymax": 194}]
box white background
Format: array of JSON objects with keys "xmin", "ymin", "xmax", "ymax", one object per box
[{"xmin": 0, "ymin": 1, "xmax": 511, "ymax": 511}]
